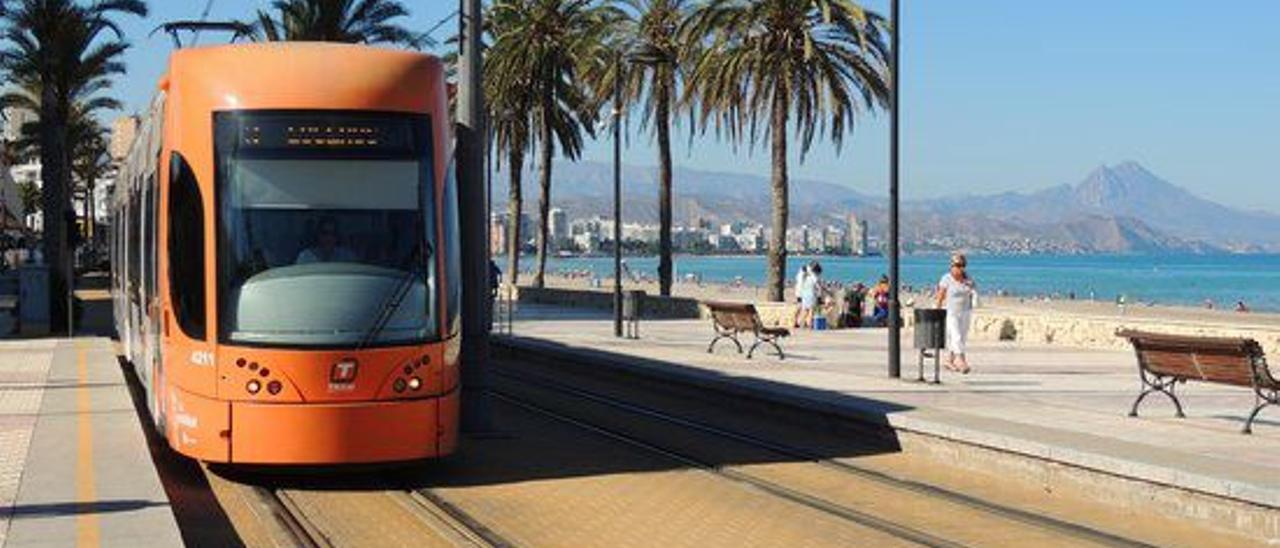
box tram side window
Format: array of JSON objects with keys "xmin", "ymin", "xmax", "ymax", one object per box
[
  {"xmin": 145, "ymin": 174, "xmax": 157, "ymax": 303},
  {"xmin": 168, "ymin": 153, "xmax": 206, "ymax": 339},
  {"xmin": 443, "ymin": 158, "xmax": 461, "ymax": 338},
  {"xmin": 129, "ymin": 190, "xmax": 141, "ymax": 303}
]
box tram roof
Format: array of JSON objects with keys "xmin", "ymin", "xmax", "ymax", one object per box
[{"xmin": 162, "ymin": 42, "xmax": 445, "ymax": 114}]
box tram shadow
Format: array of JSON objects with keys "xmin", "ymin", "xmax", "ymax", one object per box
[
  {"xmin": 188, "ymin": 335, "xmax": 918, "ymax": 494},
  {"xmin": 396, "ymin": 340, "xmax": 914, "ymax": 491}
]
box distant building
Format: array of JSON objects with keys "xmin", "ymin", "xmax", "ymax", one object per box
[
  {"xmin": 3, "ymin": 108, "xmax": 37, "ymax": 230},
  {"xmin": 549, "ymin": 208, "xmax": 568, "ymax": 249},
  {"xmin": 735, "ymin": 232, "xmax": 762, "ymax": 253},
  {"xmin": 9, "ymin": 160, "xmax": 40, "ymax": 231},
  {"xmin": 823, "ymin": 226, "xmax": 845, "ymax": 253},
  {"xmin": 573, "ymin": 232, "xmax": 599, "ymax": 254},
  {"xmin": 786, "ymin": 225, "xmax": 808, "ymax": 252},
  {"xmin": 809, "ymin": 226, "xmax": 828, "ymax": 252},
  {"xmin": 489, "ymin": 213, "xmax": 506, "ymax": 253},
  {"xmin": 622, "ymin": 223, "xmax": 658, "ymax": 244},
  {"xmin": 847, "ymin": 213, "xmax": 868, "ymax": 255},
  {"xmin": 3, "ymin": 107, "xmax": 36, "ymax": 144},
  {"xmin": 110, "ymin": 116, "xmax": 140, "ymax": 163},
  {"xmin": 673, "ymin": 227, "xmax": 708, "ymax": 250},
  {"xmin": 0, "ymin": 146, "xmax": 22, "ymax": 231}
]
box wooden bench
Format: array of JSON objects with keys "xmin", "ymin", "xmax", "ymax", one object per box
[
  {"xmin": 704, "ymin": 301, "xmax": 790, "ymax": 359},
  {"xmin": 1118, "ymin": 329, "xmax": 1280, "ymax": 433}
]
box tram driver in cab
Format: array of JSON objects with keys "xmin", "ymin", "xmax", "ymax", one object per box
[{"xmin": 296, "ymin": 217, "xmax": 358, "ymax": 264}]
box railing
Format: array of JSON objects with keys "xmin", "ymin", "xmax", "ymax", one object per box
[{"xmin": 492, "ymin": 283, "xmax": 516, "ymax": 336}]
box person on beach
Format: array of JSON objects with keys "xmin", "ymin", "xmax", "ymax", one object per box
[
  {"xmin": 842, "ymin": 282, "xmax": 867, "ymax": 328},
  {"xmin": 871, "ymin": 275, "xmax": 890, "ymax": 326},
  {"xmin": 936, "ymin": 253, "xmax": 977, "ymax": 373},
  {"xmin": 793, "ymin": 264, "xmax": 811, "ymax": 327},
  {"xmin": 799, "ymin": 262, "xmax": 825, "ymax": 328}
]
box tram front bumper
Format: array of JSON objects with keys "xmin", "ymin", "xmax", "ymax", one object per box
[{"xmin": 228, "ymin": 393, "xmax": 453, "ymax": 464}]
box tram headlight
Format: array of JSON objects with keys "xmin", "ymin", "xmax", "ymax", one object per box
[
  {"xmin": 393, "ymin": 378, "xmax": 407, "ymax": 393},
  {"xmin": 408, "ymin": 377, "xmax": 422, "ymax": 391},
  {"xmin": 246, "ymin": 380, "xmax": 262, "ymax": 394},
  {"xmin": 267, "ymin": 380, "xmax": 282, "ymax": 395}
]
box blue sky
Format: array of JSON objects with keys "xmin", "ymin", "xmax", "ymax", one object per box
[{"xmin": 112, "ymin": 1, "xmax": 1280, "ymax": 213}]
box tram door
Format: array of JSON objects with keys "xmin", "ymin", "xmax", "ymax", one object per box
[{"xmin": 143, "ymin": 171, "xmax": 161, "ymax": 408}]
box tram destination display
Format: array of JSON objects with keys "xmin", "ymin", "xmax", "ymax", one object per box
[{"xmin": 235, "ymin": 113, "xmax": 419, "ymax": 154}]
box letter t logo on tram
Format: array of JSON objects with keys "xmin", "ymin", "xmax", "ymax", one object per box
[{"xmin": 331, "ymin": 359, "xmax": 358, "ymax": 384}]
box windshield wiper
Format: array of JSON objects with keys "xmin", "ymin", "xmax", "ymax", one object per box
[{"xmin": 357, "ymin": 243, "xmax": 432, "ymax": 349}]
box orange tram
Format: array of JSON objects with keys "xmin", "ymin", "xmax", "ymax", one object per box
[{"xmin": 111, "ymin": 43, "xmax": 461, "ymax": 464}]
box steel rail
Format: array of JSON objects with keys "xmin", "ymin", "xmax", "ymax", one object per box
[
  {"xmin": 252, "ymin": 487, "xmax": 331, "ymax": 548},
  {"xmin": 402, "ymin": 489, "xmax": 513, "ymax": 548}
]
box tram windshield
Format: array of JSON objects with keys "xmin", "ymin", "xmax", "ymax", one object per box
[{"xmin": 216, "ymin": 112, "xmax": 436, "ymax": 347}]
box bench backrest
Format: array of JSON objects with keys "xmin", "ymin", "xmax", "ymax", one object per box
[
  {"xmin": 705, "ymin": 301, "xmax": 762, "ymax": 332},
  {"xmin": 1118, "ymin": 330, "xmax": 1263, "ymax": 387}
]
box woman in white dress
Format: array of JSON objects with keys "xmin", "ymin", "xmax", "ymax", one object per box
[
  {"xmin": 792, "ymin": 264, "xmax": 810, "ymax": 328},
  {"xmin": 935, "ymin": 253, "xmax": 976, "ymax": 373}
]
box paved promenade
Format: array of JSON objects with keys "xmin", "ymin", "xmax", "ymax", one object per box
[
  {"xmin": 0, "ymin": 334, "xmax": 181, "ymax": 547},
  {"xmin": 501, "ymin": 304, "xmax": 1280, "ymax": 516}
]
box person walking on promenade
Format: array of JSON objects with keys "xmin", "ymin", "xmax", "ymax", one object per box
[
  {"xmin": 799, "ymin": 262, "xmax": 824, "ymax": 328},
  {"xmin": 793, "ymin": 263, "xmax": 811, "ymax": 327},
  {"xmin": 936, "ymin": 253, "xmax": 977, "ymax": 373}
]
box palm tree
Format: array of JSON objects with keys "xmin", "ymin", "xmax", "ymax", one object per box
[
  {"xmin": 2, "ymin": 79, "xmax": 122, "ymax": 165},
  {"xmin": 0, "ymin": 0, "xmax": 147, "ymax": 329},
  {"xmin": 252, "ymin": 0, "xmax": 427, "ymax": 47},
  {"xmin": 3, "ymin": 99, "xmax": 115, "ymax": 242},
  {"xmin": 483, "ymin": 47, "xmax": 533, "ymax": 287},
  {"xmin": 485, "ymin": 0, "xmax": 618, "ymax": 288},
  {"xmin": 685, "ymin": 0, "xmax": 890, "ymax": 301},
  {"xmin": 607, "ymin": 0, "xmax": 691, "ymax": 297},
  {"xmin": 72, "ymin": 118, "xmax": 110, "ymax": 242}
]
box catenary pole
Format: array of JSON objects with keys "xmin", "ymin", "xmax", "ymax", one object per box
[
  {"xmin": 613, "ymin": 56, "xmax": 624, "ymax": 338},
  {"xmin": 888, "ymin": 0, "xmax": 902, "ymax": 378},
  {"xmin": 458, "ymin": 0, "xmax": 493, "ymax": 430}
]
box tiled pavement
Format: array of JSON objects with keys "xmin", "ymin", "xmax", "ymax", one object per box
[
  {"xmin": 0, "ymin": 341, "xmax": 55, "ymax": 546},
  {"xmin": 0, "ymin": 337, "xmax": 181, "ymax": 547}
]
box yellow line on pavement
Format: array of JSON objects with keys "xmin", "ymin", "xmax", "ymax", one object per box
[{"xmin": 76, "ymin": 346, "xmax": 100, "ymax": 547}]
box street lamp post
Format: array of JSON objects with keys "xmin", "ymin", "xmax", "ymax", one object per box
[
  {"xmin": 612, "ymin": 56, "xmax": 624, "ymax": 338},
  {"xmin": 888, "ymin": 0, "xmax": 902, "ymax": 378}
]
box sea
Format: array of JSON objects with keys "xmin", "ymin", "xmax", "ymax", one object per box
[{"xmin": 534, "ymin": 254, "xmax": 1280, "ymax": 312}]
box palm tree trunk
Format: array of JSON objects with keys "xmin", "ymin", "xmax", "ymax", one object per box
[
  {"xmin": 85, "ymin": 180, "xmax": 93, "ymax": 241},
  {"xmin": 766, "ymin": 89, "xmax": 789, "ymax": 302},
  {"xmin": 504, "ymin": 145, "xmax": 523, "ymax": 286},
  {"xmin": 531, "ymin": 107, "xmax": 554, "ymax": 289},
  {"xmin": 40, "ymin": 89, "xmax": 70, "ymax": 329},
  {"xmin": 656, "ymin": 78, "xmax": 674, "ymax": 297}
]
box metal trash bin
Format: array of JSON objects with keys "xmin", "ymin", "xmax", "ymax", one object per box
[
  {"xmin": 913, "ymin": 308, "xmax": 947, "ymax": 383},
  {"xmin": 622, "ymin": 290, "xmax": 645, "ymax": 339}
]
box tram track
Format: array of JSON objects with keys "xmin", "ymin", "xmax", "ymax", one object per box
[
  {"xmin": 490, "ymin": 361, "xmax": 1154, "ymax": 548},
  {"xmin": 402, "ymin": 489, "xmax": 511, "ymax": 547},
  {"xmin": 252, "ymin": 487, "xmax": 331, "ymax": 548},
  {"xmin": 206, "ymin": 464, "xmax": 504, "ymax": 547},
  {"xmin": 488, "ymin": 388, "xmax": 963, "ymax": 548}
]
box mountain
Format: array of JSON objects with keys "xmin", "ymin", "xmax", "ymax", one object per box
[
  {"xmin": 492, "ymin": 160, "xmax": 1277, "ymax": 254},
  {"xmin": 494, "ymin": 160, "xmax": 874, "ymax": 226},
  {"xmin": 913, "ymin": 162, "xmax": 1280, "ymax": 251}
]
